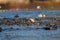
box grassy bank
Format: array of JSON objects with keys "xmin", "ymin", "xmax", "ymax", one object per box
[{"xmin": 0, "ymin": 1, "xmax": 60, "ymax": 10}]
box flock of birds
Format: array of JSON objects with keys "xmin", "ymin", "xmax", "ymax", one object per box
[
  {"xmin": 0, "ymin": 14, "xmax": 60, "ymax": 32},
  {"xmin": 0, "ymin": 14, "xmax": 46, "ymax": 26}
]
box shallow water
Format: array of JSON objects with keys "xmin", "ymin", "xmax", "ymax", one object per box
[{"xmin": 0, "ymin": 10, "xmax": 60, "ymax": 40}]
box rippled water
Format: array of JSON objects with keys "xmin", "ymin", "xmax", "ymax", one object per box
[{"xmin": 0, "ymin": 10, "xmax": 60, "ymax": 40}]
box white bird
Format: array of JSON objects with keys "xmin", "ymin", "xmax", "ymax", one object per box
[
  {"xmin": 38, "ymin": 14, "xmax": 46, "ymax": 17},
  {"xmin": 37, "ymin": 6, "xmax": 41, "ymax": 9},
  {"xmin": 30, "ymin": 18, "xmax": 35, "ymax": 22}
]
